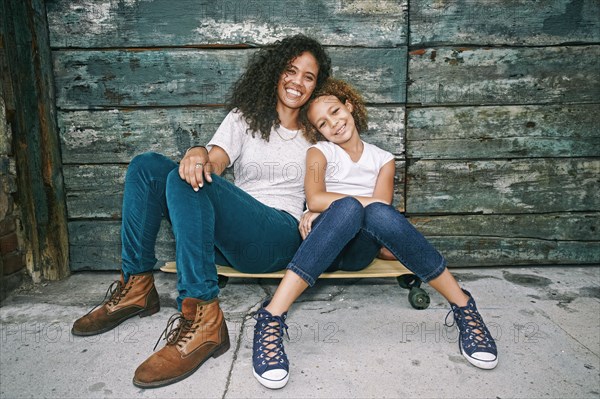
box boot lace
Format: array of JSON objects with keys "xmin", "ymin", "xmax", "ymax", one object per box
[
  {"xmin": 83, "ymin": 279, "xmax": 131, "ymax": 316},
  {"xmin": 153, "ymin": 312, "xmax": 199, "ymax": 351}
]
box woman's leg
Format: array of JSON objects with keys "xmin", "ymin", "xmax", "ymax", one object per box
[
  {"xmin": 165, "ymin": 171, "xmax": 303, "ymax": 308},
  {"xmin": 72, "ymin": 152, "xmax": 172, "ymax": 337},
  {"xmin": 121, "ymin": 152, "xmax": 177, "ymax": 280}
]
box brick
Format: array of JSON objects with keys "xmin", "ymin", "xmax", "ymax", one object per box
[
  {"xmin": 2, "ymin": 251, "xmax": 24, "ymax": 275},
  {"xmin": 0, "ymin": 215, "xmax": 16, "ymax": 236},
  {"xmin": 0, "ymin": 232, "xmax": 18, "ymax": 254}
]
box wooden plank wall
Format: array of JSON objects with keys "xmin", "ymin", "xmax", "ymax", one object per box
[
  {"xmin": 45, "ymin": 0, "xmax": 599, "ymax": 271},
  {"xmin": 1, "ymin": 0, "xmax": 70, "ymax": 280}
]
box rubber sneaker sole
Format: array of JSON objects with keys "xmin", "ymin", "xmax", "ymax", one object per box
[
  {"xmin": 460, "ymin": 341, "xmax": 498, "ymax": 370},
  {"xmin": 253, "ymin": 369, "xmax": 289, "ymax": 389}
]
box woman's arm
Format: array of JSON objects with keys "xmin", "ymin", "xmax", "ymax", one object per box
[
  {"xmin": 178, "ymin": 145, "xmax": 230, "ymax": 190},
  {"xmin": 304, "ymin": 148, "xmax": 394, "ymax": 212}
]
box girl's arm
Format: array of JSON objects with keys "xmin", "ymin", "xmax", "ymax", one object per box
[
  {"xmin": 371, "ymin": 159, "xmax": 395, "ymax": 205},
  {"xmin": 305, "ymin": 148, "xmax": 395, "ymax": 212}
]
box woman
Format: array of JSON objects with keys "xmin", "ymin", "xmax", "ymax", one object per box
[{"xmin": 71, "ymin": 34, "xmax": 331, "ymax": 389}]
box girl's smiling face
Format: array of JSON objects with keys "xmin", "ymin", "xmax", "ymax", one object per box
[
  {"xmin": 276, "ymin": 51, "xmax": 319, "ymax": 110},
  {"xmin": 307, "ymin": 95, "xmax": 357, "ymax": 144}
]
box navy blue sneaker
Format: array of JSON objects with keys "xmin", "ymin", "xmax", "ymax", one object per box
[
  {"xmin": 252, "ymin": 302, "xmax": 290, "ymax": 389},
  {"xmin": 445, "ymin": 289, "xmax": 498, "ymax": 369}
]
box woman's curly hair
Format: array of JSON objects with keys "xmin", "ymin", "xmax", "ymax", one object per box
[
  {"xmin": 226, "ymin": 35, "xmax": 331, "ymax": 141},
  {"xmin": 300, "ymin": 78, "xmax": 369, "ymax": 143}
]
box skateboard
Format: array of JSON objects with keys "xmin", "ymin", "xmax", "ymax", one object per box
[{"xmin": 160, "ymin": 258, "xmax": 430, "ymax": 309}]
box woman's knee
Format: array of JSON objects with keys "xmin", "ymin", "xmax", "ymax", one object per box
[
  {"xmin": 166, "ymin": 168, "xmax": 191, "ymax": 196},
  {"xmin": 127, "ymin": 152, "xmax": 176, "ymax": 181}
]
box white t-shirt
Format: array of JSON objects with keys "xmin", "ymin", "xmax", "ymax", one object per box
[
  {"xmin": 207, "ymin": 110, "xmax": 311, "ymax": 220},
  {"xmin": 310, "ymin": 140, "xmax": 394, "ymax": 197}
]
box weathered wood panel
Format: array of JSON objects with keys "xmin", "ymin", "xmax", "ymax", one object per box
[
  {"xmin": 428, "ymin": 236, "xmax": 599, "ymax": 266},
  {"xmin": 53, "ymin": 47, "xmax": 406, "ymax": 108},
  {"xmin": 68, "ymin": 218, "xmax": 599, "ymax": 270},
  {"xmin": 63, "ymin": 164, "xmax": 127, "ymax": 219},
  {"xmin": 68, "ymin": 220, "xmax": 174, "ymax": 271},
  {"xmin": 410, "ymin": 213, "xmax": 600, "ymax": 241},
  {"xmin": 410, "ymin": 0, "xmax": 600, "ymax": 46},
  {"xmin": 406, "ymin": 159, "xmax": 600, "ymax": 214},
  {"xmin": 407, "ymin": 104, "xmax": 600, "ymax": 159},
  {"xmin": 407, "ymin": 46, "xmax": 600, "ymax": 106},
  {"xmin": 47, "ymin": 0, "xmax": 408, "ymax": 48},
  {"xmin": 58, "ymin": 106, "xmax": 405, "ymax": 164},
  {"xmin": 1, "ymin": 0, "xmax": 70, "ymax": 280},
  {"xmin": 63, "ymin": 160, "xmax": 406, "ymax": 219},
  {"xmin": 59, "ymin": 108, "xmax": 228, "ymax": 164}
]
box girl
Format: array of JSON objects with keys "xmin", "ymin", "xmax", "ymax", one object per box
[
  {"xmin": 72, "ymin": 35, "xmax": 332, "ymax": 389},
  {"xmin": 252, "ymin": 79, "xmax": 498, "ymax": 389}
]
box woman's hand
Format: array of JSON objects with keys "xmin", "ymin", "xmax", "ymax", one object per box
[
  {"xmin": 179, "ymin": 146, "xmax": 213, "ymax": 191},
  {"xmin": 299, "ymin": 211, "xmax": 320, "ymax": 240}
]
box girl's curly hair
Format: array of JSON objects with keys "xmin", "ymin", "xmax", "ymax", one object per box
[
  {"xmin": 300, "ymin": 78, "xmax": 369, "ymax": 143},
  {"xmin": 226, "ymin": 35, "xmax": 331, "ymax": 141}
]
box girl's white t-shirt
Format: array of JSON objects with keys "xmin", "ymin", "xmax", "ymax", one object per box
[
  {"xmin": 207, "ymin": 110, "xmax": 311, "ymax": 220},
  {"xmin": 310, "ymin": 140, "xmax": 394, "ymax": 197}
]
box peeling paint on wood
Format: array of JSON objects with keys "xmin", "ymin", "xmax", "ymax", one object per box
[
  {"xmin": 429, "ymin": 236, "xmax": 599, "ymax": 266},
  {"xmin": 45, "ymin": 0, "xmax": 599, "ymax": 269},
  {"xmin": 408, "ymin": 46, "xmax": 600, "ymax": 105},
  {"xmin": 410, "ymin": 0, "xmax": 600, "ymax": 46},
  {"xmin": 68, "ymin": 220, "xmax": 174, "ymax": 271},
  {"xmin": 54, "ymin": 47, "xmax": 406, "ymax": 108},
  {"xmin": 407, "ymin": 159, "xmax": 600, "ymax": 214},
  {"xmin": 407, "ymin": 104, "xmax": 600, "ymax": 159},
  {"xmin": 46, "ymin": 0, "xmax": 408, "ymax": 48},
  {"xmin": 410, "ymin": 213, "xmax": 600, "ymax": 241},
  {"xmin": 58, "ymin": 106, "xmax": 405, "ymax": 164}
]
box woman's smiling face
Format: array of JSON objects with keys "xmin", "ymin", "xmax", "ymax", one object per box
[{"xmin": 276, "ymin": 51, "xmax": 319, "ymax": 110}]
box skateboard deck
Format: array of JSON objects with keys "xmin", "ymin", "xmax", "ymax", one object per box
[
  {"xmin": 160, "ymin": 258, "xmax": 430, "ymax": 309},
  {"xmin": 160, "ymin": 258, "xmax": 411, "ymax": 278}
]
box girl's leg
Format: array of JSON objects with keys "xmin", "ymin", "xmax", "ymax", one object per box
[
  {"xmin": 361, "ymin": 202, "xmax": 468, "ymax": 305},
  {"xmin": 254, "ymin": 197, "xmax": 364, "ymax": 389},
  {"xmin": 265, "ymin": 196, "xmax": 364, "ymax": 315},
  {"xmin": 165, "ymin": 171, "xmax": 303, "ymax": 308},
  {"xmin": 362, "ymin": 202, "xmax": 497, "ymax": 369}
]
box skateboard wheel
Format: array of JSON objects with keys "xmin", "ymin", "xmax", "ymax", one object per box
[
  {"xmin": 397, "ymin": 274, "xmax": 420, "ymax": 289},
  {"xmin": 218, "ymin": 275, "xmax": 229, "ymax": 289},
  {"xmin": 408, "ymin": 287, "xmax": 430, "ymax": 310}
]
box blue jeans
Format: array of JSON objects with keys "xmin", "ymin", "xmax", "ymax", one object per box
[
  {"xmin": 287, "ymin": 197, "xmax": 447, "ymax": 287},
  {"xmin": 121, "ymin": 152, "xmax": 302, "ymax": 307}
]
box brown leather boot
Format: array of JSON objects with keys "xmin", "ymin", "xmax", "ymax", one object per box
[
  {"xmin": 72, "ymin": 271, "xmax": 160, "ymax": 336},
  {"xmin": 133, "ymin": 297, "xmax": 230, "ymax": 388}
]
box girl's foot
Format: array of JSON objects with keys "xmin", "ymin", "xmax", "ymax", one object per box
[
  {"xmin": 445, "ymin": 289, "xmax": 498, "ymax": 369},
  {"xmin": 252, "ymin": 302, "xmax": 290, "ymax": 389}
]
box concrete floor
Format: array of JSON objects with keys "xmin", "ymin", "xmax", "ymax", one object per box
[{"xmin": 0, "ymin": 266, "xmax": 599, "ymax": 399}]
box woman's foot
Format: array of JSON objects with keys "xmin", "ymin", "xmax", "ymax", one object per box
[
  {"xmin": 252, "ymin": 302, "xmax": 290, "ymax": 389},
  {"xmin": 446, "ymin": 289, "xmax": 498, "ymax": 370}
]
